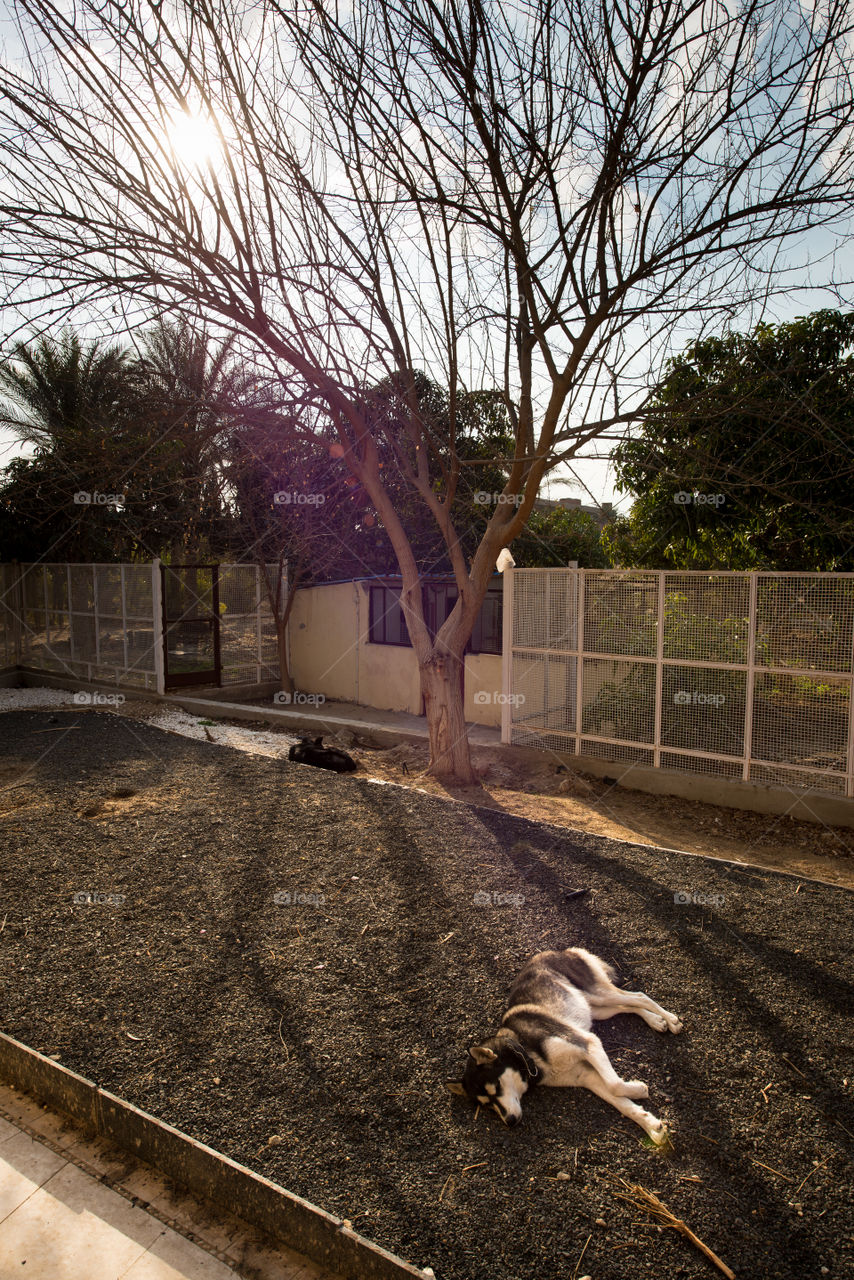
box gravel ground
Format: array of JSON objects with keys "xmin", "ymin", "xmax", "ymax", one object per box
[{"xmin": 1, "ymin": 708, "xmax": 853, "ymax": 1280}]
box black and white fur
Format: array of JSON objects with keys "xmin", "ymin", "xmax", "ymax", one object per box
[
  {"xmin": 446, "ymin": 946, "xmax": 682, "ymax": 1144},
  {"xmin": 287, "ymin": 736, "xmax": 357, "ymax": 773}
]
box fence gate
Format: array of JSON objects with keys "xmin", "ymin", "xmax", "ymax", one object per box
[{"xmin": 161, "ymin": 563, "xmax": 221, "ymax": 689}]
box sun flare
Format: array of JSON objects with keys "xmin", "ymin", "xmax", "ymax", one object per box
[{"xmin": 168, "ymin": 111, "xmax": 222, "ymax": 167}]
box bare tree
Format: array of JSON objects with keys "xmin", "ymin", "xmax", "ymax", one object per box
[{"xmin": 2, "ymin": 0, "xmax": 854, "ymax": 781}]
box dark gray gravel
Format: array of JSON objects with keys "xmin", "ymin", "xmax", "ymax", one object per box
[{"xmin": 1, "ymin": 709, "xmax": 853, "ymax": 1280}]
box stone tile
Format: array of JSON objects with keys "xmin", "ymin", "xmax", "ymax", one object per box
[
  {"xmin": 122, "ymin": 1227, "xmax": 241, "ymax": 1280},
  {"xmin": 133, "ymin": 1182, "xmax": 245, "ymax": 1255},
  {"xmin": 0, "ymin": 1177, "xmax": 153, "ymax": 1280},
  {"xmin": 40, "ymin": 1160, "xmax": 165, "ymax": 1246},
  {"xmin": 0, "ymin": 1085, "xmax": 83, "ymax": 1150},
  {"xmin": 62, "ymin": 1132, "xmax": 140, "ymax": 1183},
  {"xmin": 0, "ymin": 1113, "xmax": 19, "ymax": 1144},
  {"xmin": 0, "ymin": 1130, "xmax": 67, "ymax": 1219},
  {"xmin": 226, "ymin": 1232, "xmax": 341, "ymax": 1280}
]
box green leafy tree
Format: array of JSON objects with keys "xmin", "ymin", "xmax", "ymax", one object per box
[{"xmin": 607, "ymin": 311, "xmax": 854, "ymax": 570}]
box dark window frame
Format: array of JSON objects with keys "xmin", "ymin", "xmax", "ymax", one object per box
[{"xmin": 367, "ymin": 581, "xmax": 502, "ymax": 655}]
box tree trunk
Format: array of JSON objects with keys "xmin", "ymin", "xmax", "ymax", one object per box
[
  {"xmin": 276, "ymin": 622, "xmax": 295, "ymax": 695},
  {"xmin": 420, "ymin": 648, "xmax": 477, "ymax": 785}
]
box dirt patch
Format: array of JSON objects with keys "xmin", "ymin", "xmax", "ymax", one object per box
[
  {"xmin": 1, "ymin": 709, "xmax": 853, "ymax": 1280},
  {"xmin": 12, "ymin": 693, "xmax": 854, "ymax": 888},
  {"xmin": 185, "ymin": 711, "xmax": 854, "ymax": 889}
]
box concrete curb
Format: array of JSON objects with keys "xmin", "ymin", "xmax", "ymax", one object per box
[{"xmin": 0, "ymin": 1032, "xmax": 430, "ymax": 1280}]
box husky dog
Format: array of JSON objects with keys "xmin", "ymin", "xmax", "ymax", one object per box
[
  {"xmin": 446, "ymin": 946, "xmax": 682, "ymax": 1144},
  {"xmin": 288, "ymin": 736, "xmax": 357, "ymax": 773}
]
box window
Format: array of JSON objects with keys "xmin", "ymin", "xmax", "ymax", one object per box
[
  {"xmin": 367, "ymin": 581, "xmax": 502, "ymax": 652},
  {"xmin": 368, "ymin": 585, "xmax": 411, "ymax": 646},
  {"xmin": 470, "ymin": 592, "xmax": 502, "ymax": 655}
]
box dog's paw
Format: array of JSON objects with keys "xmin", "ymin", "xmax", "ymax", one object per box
[
  {"xmin": 643, "ymin": 1115, "xmax": 669, "ymax": 1146},
  {"xmin": 667, "ymin": 1016, "xmax": 683, "ymax": 1034},
  {"xmin": 647, "ymin": 1012, "xmax": 668, "ymax": 1032},
  {"xmin": 622, "ymin": 1079, "xmax": 649, "ymax": 1099}
]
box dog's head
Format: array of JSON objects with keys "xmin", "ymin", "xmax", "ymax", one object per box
[{"xmin": 445, "ymin": 1036, "xmax": 538, "ymax": 1126}]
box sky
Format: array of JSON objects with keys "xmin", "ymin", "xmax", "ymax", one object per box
[{"xmin": 2, "ymin": 0, "xmax": 853, "ymax": 520}]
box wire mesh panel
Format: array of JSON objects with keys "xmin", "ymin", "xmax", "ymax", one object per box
[
  {"xmin": 5, "ymin": 563, "xmax": 159, "ymax": 688},
  {"xmin": 756, "ymin": 575, "xmax": 854, "ymax": 672},
  {"xmin": 218, "ymin": 563, "xmax": 282, "ymax": 686},
  {"xmin": 508, "ymin": 569, "xmax": 854, "ymax": 798},
  {"xmin": 510, "ymin": 651, "xmax": 576, "ymax": 733},
  {"xmin": 583, "ymin": 572, "xmax": 658, "ymax": 657},
  {"xmin": 663, "ymin": 574, "xmax": 750, "ymax": 664},
  {"xmin": 0, "ymin": 564, "xmax": 20, "ymax": 668},
  {"xmin": 661, "ymin": 663, "xmax": 746, "ymax": 759},
  {"xmin": 512, "ymin": 568, "xmax": 579, "ymax": 650},
  {"xmin": 581, "ymin": 657, "xmax": 656, "ymax": 743},
  {"xmin": 751, "ymin": 671, "xmax": 849, "ymax": 772}
]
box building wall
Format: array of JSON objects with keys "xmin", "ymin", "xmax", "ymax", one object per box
[{"xmin": 288, "ymin": 580, "xmax": 502, "ymax": 726}]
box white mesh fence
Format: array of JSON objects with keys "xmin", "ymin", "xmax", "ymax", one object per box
[
  {"xmin": 0, "ymin": 562, "xmax": 283, "ymax": 691},
  {"xmin": 2, "ymin": 563, "xmax": 159, "ymax": 689},
  {"xmin": 218, "ymin": 563, "xmax": 282, "ymax": 686},
  {"xmin": 507, "ymin": 569, "xmax": 854, "ymax": 798}
]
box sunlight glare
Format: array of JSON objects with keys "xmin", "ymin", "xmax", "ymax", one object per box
[{"xmin": 168, "ymin": 111, "xmax": 222, "ymax": 168}]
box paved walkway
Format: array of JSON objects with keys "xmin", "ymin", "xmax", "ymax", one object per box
[
  {"xmin": 170, "ymin": 690, "xmax": 504, "ymax": 749},
  {"xmin": 0, "ymin": 1083, "xmax": 341, "ymax": 1280}
]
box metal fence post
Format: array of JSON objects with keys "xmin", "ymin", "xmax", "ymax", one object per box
[
  {"xmin": 744, "ymin": 573, "xmax": 758, "ymax": 783},
  {"xmin": 500, "ymin": 566, "xmax": 514, "ymax": 744},
  {"xmin": 653, "ymin": 571, "xmax": 665, "ymax": 768},
  {"xmin": 574, "ymin": 570, "xmax": 585, "ymax": 753},
  {"xmin": 847, "ymin": 580, "xmax": 854, "ymax": 799},
  {"xmin": 151, "ymin": 559, "xmax": 165, "ymax": 696},
  {"xmin": 66, "ymin": 564, "xmax": 75, "ymax": 665},
  {"xmin": 93, "ymin": 564, "xmax": 101, "ymax": 670}
]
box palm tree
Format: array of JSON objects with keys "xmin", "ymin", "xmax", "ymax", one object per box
[
  {"xmin": 0, "ymin": 327, "xmax": 147, "ymax": 560},
  {"xmin": 134, "ymin": 318, "xmax": 249, "ymax": 561},
  {"xmin": 0, "ymin": 326, "xmax": 138, "ymax": 453}
]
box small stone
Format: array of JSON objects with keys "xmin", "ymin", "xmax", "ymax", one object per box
[
  {"xmin": 555, "ymin": 1171, "xmax": 571, "ymax": 1180},
  {"xmin": 595, "ymin": 1217, "xmax": 607, "ymax": 1227},
  {"xmin": 267, "ymin": 1134, "xmax": 283, "ymax": 1145},
  {"xmin": 213, "ymin": 1077, "xmax": 221, "ymax": 1085}
]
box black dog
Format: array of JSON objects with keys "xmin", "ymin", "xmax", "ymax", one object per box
[{"xmin": 288, "ymin": 736, "xmax": 357, "ymax": 773}]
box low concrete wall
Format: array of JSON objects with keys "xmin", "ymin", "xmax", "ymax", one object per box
[
  {"xmin": 0, "ymin": 1031, "xmax": 430, "ymax": 1280},
  {"xmin": 508, "ymin": 739, "xmax": 854, "ymax": 831}
]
